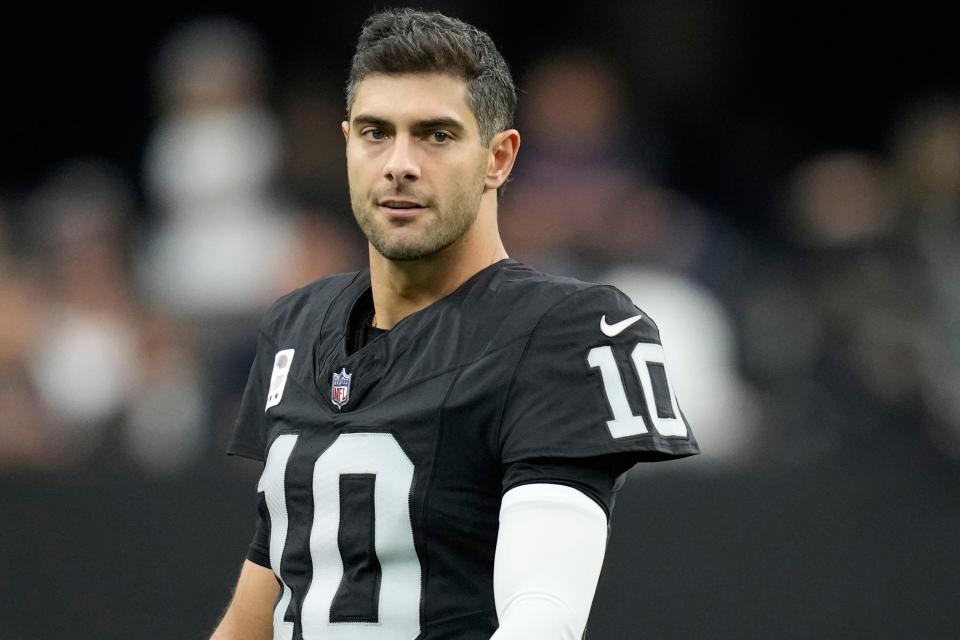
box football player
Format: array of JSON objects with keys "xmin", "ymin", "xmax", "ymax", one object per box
[{"xmin": 210, "ymin": 8, "xmax": 698, "ymax": 640}]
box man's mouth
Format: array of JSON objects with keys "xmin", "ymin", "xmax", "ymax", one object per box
[
  {"xmin": 377, "ymin": 199, "xmax": 429, "ymax": 217},
  {"xmin": 379, "ymin": 199, "xmax": 425, "ymax": 209}
]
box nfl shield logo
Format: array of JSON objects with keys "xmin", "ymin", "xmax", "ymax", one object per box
[{"xmin": 331, "ymin": 368, "xmax": 352, "ymax": 409}]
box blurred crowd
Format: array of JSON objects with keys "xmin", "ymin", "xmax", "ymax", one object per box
[{"xmin": 2, "ymin": 16, "xmax": 959, "ymax": 477}]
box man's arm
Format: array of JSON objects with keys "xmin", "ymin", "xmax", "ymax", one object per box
[
  {"xmin": 210, "ymin": 560, "xmax": 279, "ymax": 640},
  {"xmin": 490, "ymin": 483, "xmax": 609, "ymax": 639}
]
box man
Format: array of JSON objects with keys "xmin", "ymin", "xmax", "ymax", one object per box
[{"xmin": 211, "ymin": 8, "xmax": 698, "ymax": 640}]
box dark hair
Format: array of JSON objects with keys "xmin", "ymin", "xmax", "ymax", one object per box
[{"xmin": 346, "ymin": 8, "xmax": 516, "ymax": 146}]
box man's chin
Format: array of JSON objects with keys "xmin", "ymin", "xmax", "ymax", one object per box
[
  {"xmin": 373, "ymin": 243, "xmax": 441, "ymax": 262},
  {"xmin": 370, "ymin": 232, "xmax": 460, "ymax": 262}
]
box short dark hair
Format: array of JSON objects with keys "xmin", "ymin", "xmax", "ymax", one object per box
[{"xmin": 346, "ymin": 8, "xmax": 517, "ymax": 146}]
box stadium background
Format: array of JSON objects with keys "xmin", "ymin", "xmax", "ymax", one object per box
[{"xmin": 2, "ymin": 2, "xmax": 958, "ymax": 638}]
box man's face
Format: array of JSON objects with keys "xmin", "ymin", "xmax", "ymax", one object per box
[{"xmin": 343, "ymin": 73, "xmax": 490, "ymax": 261}]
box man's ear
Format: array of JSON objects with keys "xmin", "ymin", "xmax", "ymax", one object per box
[
  {"xmin": 485, "ymin": 129, "xmax": 521, "ymax": 190},
  {"xmin": 341, "ymin": 120, "xmax": 350, "ymax": 141}
]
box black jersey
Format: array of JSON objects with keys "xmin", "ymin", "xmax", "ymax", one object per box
[{"xmin": 228, "ymin": 259, "xmax": 698, "ymax": 640}]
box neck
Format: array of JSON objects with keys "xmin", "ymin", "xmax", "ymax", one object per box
[{"xmin": 368, "ymin": 196, "xmax": 507, "ymax": 329}]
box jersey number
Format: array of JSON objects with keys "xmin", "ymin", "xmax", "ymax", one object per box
[
  {"xmin": 258, "ymin": 433, "xmax": 421, "ymax": 640},
  {"xmin": 588, "ymin": 342, "xmax": 687, "ymax": 438}
]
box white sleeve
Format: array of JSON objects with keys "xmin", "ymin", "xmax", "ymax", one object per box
[{"xmin": 490, "ymin": 483, "xmax": 609, "ymax": 640}]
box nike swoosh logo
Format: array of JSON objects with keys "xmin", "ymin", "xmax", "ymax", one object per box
[{"xmin": 600, "ymin": 313, "xmax": 644, "ymax": 337}]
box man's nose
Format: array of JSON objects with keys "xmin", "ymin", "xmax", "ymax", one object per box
[{"xmin": 383, "ymin": 135, "xmax": 421, "ymax": 183}]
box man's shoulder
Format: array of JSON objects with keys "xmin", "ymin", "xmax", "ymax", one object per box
[
  {"xmin": 486, "ymin": 261, "xmax": 637, "ymax": 331},
  {"xmin": 449, "ymin": 261, "xmax": 649, "ymax": 363},
  {"xmin": 493, "ymin": 260, "xmax": 594, "ymax": 293},
  {"xmin": 258, "ymin": 270, "xmax": 365, "ymax": 342},
  {"xmin": 484, "ymin": 261, "xmax": 606, "ymax": 315}
]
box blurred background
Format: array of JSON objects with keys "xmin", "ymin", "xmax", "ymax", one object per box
[{"xmin": 1, "ymin": 2, "xmax": 958, "ymax": 638}]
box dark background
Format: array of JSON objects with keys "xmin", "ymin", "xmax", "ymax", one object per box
[{"xmin": 4, "ymin": 2, "xmax": 956, "ymax": 233}]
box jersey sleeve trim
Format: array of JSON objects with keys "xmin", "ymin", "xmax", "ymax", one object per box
[{"xmin": 500, "ymin": 441, "xmax": 701, "ymax": 465}]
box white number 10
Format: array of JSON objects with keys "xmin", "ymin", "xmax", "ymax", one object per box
[
  {"xmin": 259, "ymin": 432, "xmax": 421, "ymax": 640},
  {"xmin": 588, "ymin": 342, "xmax": 687, "ymax": 439}
]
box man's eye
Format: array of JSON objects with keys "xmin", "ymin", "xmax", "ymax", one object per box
[
  {"xmin": 428, "ymin": 131, "xmax": 450, "ymax": 143},
  {"xmin": 362, "ymin": 128, "xmax": 387, "ymax": 140}
]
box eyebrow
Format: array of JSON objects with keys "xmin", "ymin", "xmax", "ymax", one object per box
[
  {"xmin": 411, "ymin": 117, "xmax": 466, "ymax": 133},
  {"xmin": 351, "ymin": 114, "xmax": 466, "ymax": 133},
  {"xmin": 351, "ymin": 115, "xmax": 391, "ymax": 129}
]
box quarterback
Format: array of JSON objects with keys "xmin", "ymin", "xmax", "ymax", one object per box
[{"xmin": 211, "ymin": 8, "xmax": 698, "ymax": 640}]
